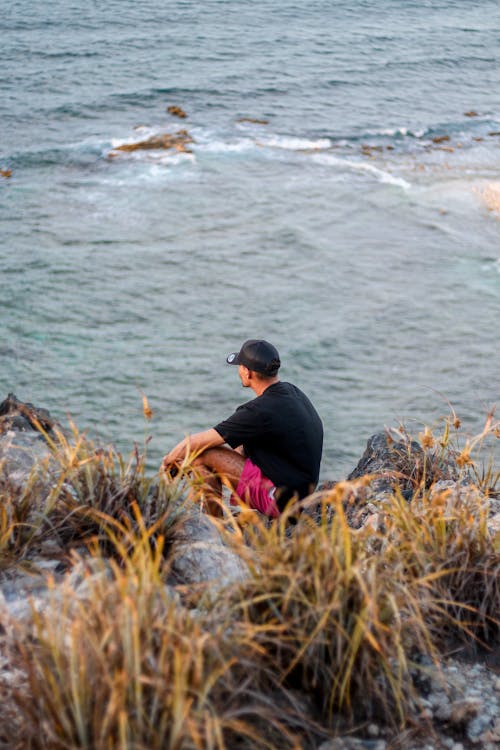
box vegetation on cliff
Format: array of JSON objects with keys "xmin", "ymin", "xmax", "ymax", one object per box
[{"xmin": 0, "ymin": 401, "xmax": 498, "ymax": 748}]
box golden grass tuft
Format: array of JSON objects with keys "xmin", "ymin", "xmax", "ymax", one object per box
[
  {"xmin": 10, "ymin": 527, "xmax": 305, "ymax": 750},
  {"xmin": 39, "ymin": 423, "xmax": 185, "ymax": 560},
  {"xmin": 212, "ymin": 490, "xmax": 438, "ymax": 729},
  {"xmin": 380, "ymin": 486, "xmax": 500, "ymax": 646},
  {"xmin": 0, "ymin": 467, "xmax": 49, "ymax": 569}
]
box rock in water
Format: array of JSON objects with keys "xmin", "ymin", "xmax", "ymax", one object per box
[
  {"xmin": 167, "ymin": 105, "xmax": 187, "ymax": 118},
  {"xmin": 110, "ymin": 130, "xmax": 194, "ymax": 155},
  {"xmin": 236, "ymin": 117, "xmax": 269, "ymax": 125}
]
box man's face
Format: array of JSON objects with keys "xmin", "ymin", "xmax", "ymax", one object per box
[{"xmin": 238, "ymin": 364, "xmax": 251, "ymax": 387}]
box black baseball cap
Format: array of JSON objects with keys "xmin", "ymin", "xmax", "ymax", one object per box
[{"xmin": 226, "ymin": 339, "xmax": 281, "ymax": 376}]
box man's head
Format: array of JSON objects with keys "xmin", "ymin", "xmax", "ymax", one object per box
[{"xmin": 226, "ymin": 340, "xmax": 281, "ymax": 385}]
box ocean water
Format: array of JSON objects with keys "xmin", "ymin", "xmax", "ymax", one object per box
[{"xmin": 1, "ymin": 0, "xmax": 499, "ymax": 479}]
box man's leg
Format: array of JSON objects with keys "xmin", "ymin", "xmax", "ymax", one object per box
[{"xmin": 190, "ymin": 447, "xmax": 246, "ymax": 516}]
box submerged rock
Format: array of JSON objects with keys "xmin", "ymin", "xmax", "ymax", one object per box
[
  {"xmin": 361, "ymin": 144, "xmax": 384, "ymax": 155},
  {"xmin": 236, "ymin": 117, "xmax": 269, "ymax": 125}
]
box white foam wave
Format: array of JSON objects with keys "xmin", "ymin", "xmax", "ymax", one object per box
[
  {"xmin": 378, "ymin": 127, "xmax": 409, "ymax": 137},
  {"xmin": 201, "ymin": 138, "xmax": 255, "ymax": 153},
  {"xmin": 259, "ymin": 135, "xmax": 332, "ymax": 151},
  {"xmin": 312, "ymin": 153, "xmax": 411, "ymax": 190},
  {"xmin": 366, "ymin": 126, "xmax": 426, "ymax": 139},
  {"xmin": 110, "ymin": 128, "xmax": 157, "ymax": 149}
]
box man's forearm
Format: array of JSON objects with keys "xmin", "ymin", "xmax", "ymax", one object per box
[{"xmin": 161, "ymin": 428, "xmax": 224, "ymax": 469}]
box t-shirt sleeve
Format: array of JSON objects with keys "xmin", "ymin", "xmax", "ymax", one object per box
[{"xmin": 214, "ymin": 402, "xmax": 269, "ymax": 449}]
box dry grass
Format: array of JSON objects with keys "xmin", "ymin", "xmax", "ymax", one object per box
[
  {"xmin": 212, "ymin": 492, "xmax": 438, "ymax": 729},
  {"xmin": 380, "ymin": 486, "xmax": 500, "ymax": 647},
  {"xmin": 10, "ymin": 526, "xmax": 306, "ymax": 750},
  {"xmin": 35, "ymin": 423, "xmax": 186, "ymax": 562},
  {"xmin": 0, "ymin": 468, "xmax": 50, "ymax": 569},
  {"xmin": 0, "ymin": 414, "xmax": 198, "ymax": 579}
]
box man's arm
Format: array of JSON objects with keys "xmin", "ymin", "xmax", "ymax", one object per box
[{"xmin": 161, "ymin": 428, "xmax": 225, "ymax": 471}]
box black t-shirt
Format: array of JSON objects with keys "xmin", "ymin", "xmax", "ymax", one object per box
[{"xmin": 214, "ymin": 381, "xmax": 323, "ymax": 508}]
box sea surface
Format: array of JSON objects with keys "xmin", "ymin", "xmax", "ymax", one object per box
[{"xmin": 1, "ymin": 0, "xmax": 499, "ymax": 479}]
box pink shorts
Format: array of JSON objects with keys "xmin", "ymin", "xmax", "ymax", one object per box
[{"xmin": 232, "ymin": 459, "xmax": 280, "ymax": 518}]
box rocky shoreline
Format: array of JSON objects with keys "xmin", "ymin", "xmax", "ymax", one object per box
[{"xmin": 0, "ymin": 394, "xmax": 498, "ymax": 749}]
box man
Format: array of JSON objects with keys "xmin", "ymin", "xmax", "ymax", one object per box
[{"xmin": 161, "ymin": 339, "xmax": 323, "ymax": 517}]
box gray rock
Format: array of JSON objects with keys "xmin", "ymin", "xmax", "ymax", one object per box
[
  {"xmin": 347, "ymin": 431, "xmax": 462, "ymax": 502},
  {"xmin": 347, "ymin": 432, "xmax": 425, "ymax": 496},
  {"xmin": 0, "ymin": 587, "xmax": 52, "ymax": 622},
  {"xmin": 0, "ymin": 429, "xmax": 53, "ymax": 489},
  {"xmin": 0, "ymin": 393, "xmax": 57, "ymax": 434},
  {"xmin": 0, "ymin": 394, "xmax": 60, "ymax": 501},
  {"xmin": 432, "ymin": 692, "xmax": 452, "ymax": 721},
  {"xmin": 170, "ymin": 505, "xmax": 248, "ymax": 589},
  {"xmin": 480, "ymin": 718, "xmax": 500, "ymax": 745},
  {"xmin": 467, "ymin": 711, "xmax": 494, "ymax": 742},
  {"xmin": 487, "ymin": 510, "xmax": 500, "ymax": 536},
  {"xmin": 317, "ymin": 739, "xmax": 387, "ymax": 750},
  {"xmin": 448, "ymin": 697, "xmax": 482, "ymax": 726}
]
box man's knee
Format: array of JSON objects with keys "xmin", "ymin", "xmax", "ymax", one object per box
[
  {"xmin": 192, "ymin": 447, "xmax": 245, "ymax": 486},
  {"xmin": 194, "ymin": 446, "xmax": 239, "ymax": 467},
  {"xmin": 191, "ymin": 447, "xmax": 225, "ymax": 469}
]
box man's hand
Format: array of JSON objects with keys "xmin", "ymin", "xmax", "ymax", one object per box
[
  {"xmin": 161, "ymin": 460, "xmax": 180, "ymax": 479},
  {"xmin": 161, "ymin": 439, "xmax": 188, "ymax": 471}
]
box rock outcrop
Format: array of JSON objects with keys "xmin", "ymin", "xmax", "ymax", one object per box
[
  {"xmin": 0, "ymin": 393, "xmax": 57, "ymax": 435},
  {"xmin": 347, "ymin": 430, "xmax": 460, "ymax": 499},
  {"xmin": 0, "ymin": 396, "xmax": 498, "ymax": 750},
  {"xmin": 0, "ymin": 393, "xmax": 58, "ymax": 494}
]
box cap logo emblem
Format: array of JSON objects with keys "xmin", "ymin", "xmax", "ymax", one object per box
[{"xmin": 227, "ymin": 353, "xmax": 236, "ymax": 363}]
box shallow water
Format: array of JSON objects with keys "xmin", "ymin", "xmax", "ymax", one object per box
[{"xmin": 1, "ymin": 0, "xmax": 499, "ymax": 478}]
